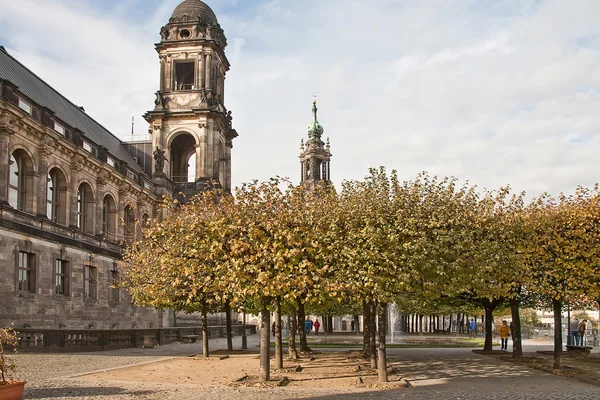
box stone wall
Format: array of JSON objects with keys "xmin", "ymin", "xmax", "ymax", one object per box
[{"xmin": 0, "ymin": 227, "xmax": 166, "ymax": 330}]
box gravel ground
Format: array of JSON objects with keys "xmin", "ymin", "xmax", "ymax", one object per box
[{"xmin": 12, "ymin": 334, "xmax": 600, "ymax": 399}]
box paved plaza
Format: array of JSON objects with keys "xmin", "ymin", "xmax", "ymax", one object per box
[{"xmin": 13, "ymin": 335, "xmax": 600, "ymax": 399}]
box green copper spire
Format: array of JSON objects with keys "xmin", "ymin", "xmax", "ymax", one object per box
[{"xmin": 307, "ymin": 98, "xmax": 324, "ymax": 141}]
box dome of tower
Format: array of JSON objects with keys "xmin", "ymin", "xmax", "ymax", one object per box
[{"xmin": 171, "ymin": 0, "xmax": 218, "ymax": 25}]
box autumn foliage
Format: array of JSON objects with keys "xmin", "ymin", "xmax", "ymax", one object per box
[{"xmin": 122, "ymin": 171, "xmax": 600, "ymax": 381}]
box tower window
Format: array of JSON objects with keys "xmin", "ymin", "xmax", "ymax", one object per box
[
  {"xmin": 179, "ymin": 29, "xmax": 191, "ymax": 39},
  {"xmin": 174, "ymin": 62, "xmax": 195, "ymax": 90}
]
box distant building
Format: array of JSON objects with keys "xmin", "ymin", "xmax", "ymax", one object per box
[{"xmin": 0, "ymin": 0, "xmax": 238, "ymax": 330}]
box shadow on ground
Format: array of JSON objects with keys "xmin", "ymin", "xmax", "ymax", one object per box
[{"xmin": 24, "ymin": 386, "xmax": 156, "ymax": 399}]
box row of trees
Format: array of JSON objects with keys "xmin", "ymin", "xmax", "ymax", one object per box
[{"xmin": 122, "ymin": 168, "xmax": 600, "ymax": 381}]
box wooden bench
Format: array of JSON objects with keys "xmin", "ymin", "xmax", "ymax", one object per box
[
  {"xmin": 566, "ymin": 345, "xmax": 593, "ymax": 358},
  {"xmin": 181, "ymin": 334, "xmax": 200, "ymax": 344}
]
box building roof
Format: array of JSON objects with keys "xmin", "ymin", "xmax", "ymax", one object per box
[
  {"xmin": 171, "ymin": 0, "xmax": 218, "ymax": 25},
  {"xmin": 0, "ymin": 46, "xmax": 145, "ymax": 174}
]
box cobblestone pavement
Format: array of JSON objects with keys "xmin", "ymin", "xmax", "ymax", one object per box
[{"xmin": 14, "ymin": 336, "xmax": 600, "ymax": 399}]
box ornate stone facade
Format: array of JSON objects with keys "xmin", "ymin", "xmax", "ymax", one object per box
[
  {"xmin": 0, "ymin": 0, "xmax": 238, "ymax": 330},
  {"xmin": 144, "ymin": 0, "xmax": 238, "ymax": 196}
]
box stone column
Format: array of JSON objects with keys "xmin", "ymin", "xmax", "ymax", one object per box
[
  {"xmin": 206, "ymin": 126, "xmax": 215, "ymax": 179},
  {"xmin": 194, "ymin": 143, "xmax": 202, "ymax": 181},
  {"xmin": 199, "ymin": 53, "xmax": 205, "ymax": 90},
  {"xmin": 0, "ymin": 117, "xmax": 14, "ymax": 205},
  {"xmin": 159, "ymin": 56, "xmax": 166, "ymax": 90},
  {"xmin": 204, "ymin": 52, "xmax": 212, "ymax": 91},
  {"xmin": 117, "ymin": 184, "xmax": 130, "ymax": 242},
  {"xmin": 36, "ymin": 136, "xmax": 54, "ymax": 218},
  {"xmin": 96, "ymin": 171, "xmax": 108, "ymax": 236},
  {"xmin": 225, "ymin": 140, "xmax": 232, "ymax": 191},
  {"xmin": 165, "ymin": 55, "xmax": 172, "ymax": 91},
  {"xmin": 69, "ymin": 155, "xmax": 83, "ymax": 229},
  {"xmin": 198, "ymin": 123, "xmax": 208, "ymax": 178}
]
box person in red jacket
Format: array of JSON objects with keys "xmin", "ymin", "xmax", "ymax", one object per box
[{"xmin": 314, "ymin": 319, "xmax": 321, "ymax": 336}]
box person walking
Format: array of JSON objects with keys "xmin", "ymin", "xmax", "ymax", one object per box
[
  {"xmin": 469, "ymin": 319, "xmax": 476, "ymax": 338},
  {"xmin": 305, "ymin": 318, "xmax": 312, "ymax": 336},
  {"xmin": 578, "ymin": 319, "xmax": 588, "ymax": 346},
  {"xmin": 499, "ymin": 320, "xmax": 511, "ymax": 350},
  {"xmin": 570, "ymin": 318, "xmax": 580, "ymax": 346},
  {"xmin": 314, "ymin": 319, "xmax": 321, "ymax": 336}
]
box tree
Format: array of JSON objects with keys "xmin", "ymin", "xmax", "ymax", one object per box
[
  {"xmin": 122, "ymin": 190, "xmax": 234, "ymax": 358},
  {"xmin": 524, "ymin": 188, "xmax": 600, "ymax": 368}
]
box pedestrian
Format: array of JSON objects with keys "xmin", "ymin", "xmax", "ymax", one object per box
[
  {"xmin": 314, "ymin": 319, "xmax": 321, "ymax": 336},
  {"xmin": 499, "ymin": 320, "xmax": 511, "ymax": 350},
  {"xmin": 469, "ymin": 319, "xmax": 476, "ymax": 338},
  {"xmin": 578, "ymin": 319, "xmax": 588, "ymax": 346},
  {"xmin": 351, "ymin": 320, "xmax": 355, "ymax": 332},
  {"xmin": 305, "ymin": 318, "xmax": 311, "ymax": 336},
  {"xmin": 570, "ymin": 318, "xmax": 579, "ymax": 346}
]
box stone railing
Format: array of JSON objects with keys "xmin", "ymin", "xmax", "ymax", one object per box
[{"xmin": 15, "ymin": 325, "xmax": 257, "ymax": 353}]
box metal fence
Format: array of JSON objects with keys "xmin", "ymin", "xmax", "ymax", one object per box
[{"xmin": 15, "ymin": 325, "xmax": 256, "ymax": 353}]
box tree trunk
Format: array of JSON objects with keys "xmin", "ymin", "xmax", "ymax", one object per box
[
  {"xmin": 288, "ymin": 312, "xmax": 299, "ymax": 360},
  {"xmin": 225, "ymin": 303, "xmax": 233, "ymax": 351},
  {"xmin": 482, "ymin": 299, "xmax": 500, "ymax": 351},
  {"xmin": 275, "ymin": 298, "xmax": 283, "ymax": 369},
  {"xmin": 354, "ymin": 314, "xmax": 361, "ymax": 336},
  {"xmin": 553, "ymin": 299, "xmax": 563, "ymax": 369},
  {"xmin": 297, "ymin": 299, "xmax": 311, "ymax": 352},
  {"xmin": 327, "ymin": 315, "xmax": 333, "ymax": 334},
  {"xmin": 363, "ymin": 301, "xmax": 371, "ymax": 358},
  {"xmin": 369, "ymin": 302, "xmax": 377, "ymax": 369},
  {"xmin": 509, "ymin": 298, "xmax": 523, "ymax": 359},
  {"xmin": 241, "ymin": 311, "xmax": 247, "ymax": 350},
  {"xmin": 322, "ymin": 315, "xmax": 328, "ymax": 334},
  {"xmin": 259, "ymin": 299, "xmax": 271, "ymax": 382},
  {"xmin": 377, "ymin": 303, "xmax": 388, "ymax": 382},
  {"xmin": 201, "ymin": 302, "xmax": 209, "ymax": 358}
]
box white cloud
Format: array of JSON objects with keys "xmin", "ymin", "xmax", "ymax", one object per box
[{"xmin": 1, "ymin": 0, "xmax": 600, "ymax": 199}]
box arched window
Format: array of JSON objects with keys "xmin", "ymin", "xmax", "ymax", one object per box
[
  {"xmin": 46, "ymin": 168, "xmax": 67, "ymax": 225},
  {"xmin": 8, "ymin": 154, "xmax": 22, "ymax": 210},
  {"xmin": 102, "ymin": 195, "xmax": 117, "ymax": 241},
  {"xmin": 142, "ymin": 213, "xmax": 150, "ymax": 228},
  {"xmin": 77, "ymin": 188, "xmax": 86, "ymax": 230},
  {"xmin": 8, "ymin": 150, "xmax": 34, "ymax": 213},
  {"xmin": 124, "ymin": 205, "xmax": 136, "ymax": 241},
  {"xmin": 187, "ymin": 153, "xmax": 196, "ymax": 182},
  {"xmin": 76, "ymin": 183, "xmax": 94, "ymax": 234}
]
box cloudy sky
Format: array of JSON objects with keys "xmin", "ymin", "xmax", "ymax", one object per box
[{"xmin": 1, "ymin": 0, "xmax": 599, "ymax": 197}]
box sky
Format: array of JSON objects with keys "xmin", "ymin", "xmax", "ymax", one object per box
[{"xmin": 1, "ymin": 0, "xmax": 600, "ymax": 198}]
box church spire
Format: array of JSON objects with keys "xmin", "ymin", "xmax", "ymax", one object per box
[
  {"xmin": 300, "ymin": 97, "xmax": 331, "ymax": 185},
  {"xmin": 307, "ymin": 97, "xmax": 324, "ymax": 141}
]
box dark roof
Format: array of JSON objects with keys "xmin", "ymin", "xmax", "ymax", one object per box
[
  {"xmin": 171, "ymin": 0, "xmax": 218, "ymax": 25},
  {"xmin": 0, "ymin": 47, "xmax": 145, "ymax": 174}
]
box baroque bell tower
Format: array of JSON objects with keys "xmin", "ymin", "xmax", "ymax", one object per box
[
  {"xmin": 299, "ymin": 99, "xmax": 332, "ymax": 186},
  {"xmin": 144, "ymin": 0, "xmax": 238, "ymax": 194}
]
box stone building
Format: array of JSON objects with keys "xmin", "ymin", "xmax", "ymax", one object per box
[{"xmin": 0, "ymin": 0, "xmax": 238, "ymax": 330}]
